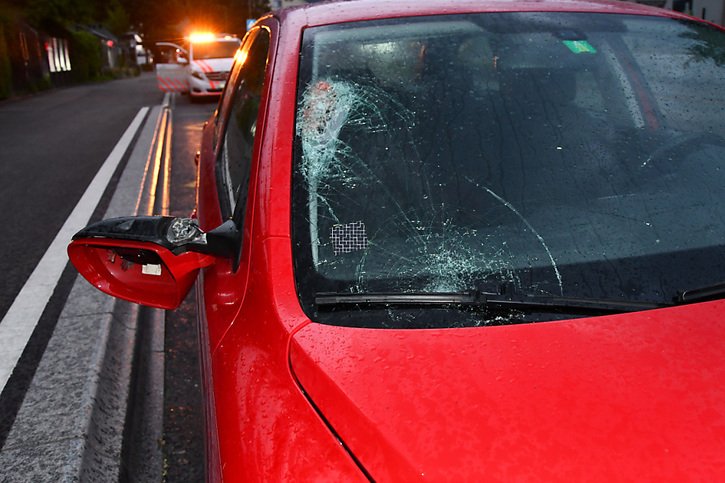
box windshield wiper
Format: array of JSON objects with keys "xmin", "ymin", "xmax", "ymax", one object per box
[
  {"xmin": 676, "ymin": 282, "xmax": 725, "ymax": 304},
  {"xmin": 315, "ymin": 292, "xmax": 666, "ymax": 316}
]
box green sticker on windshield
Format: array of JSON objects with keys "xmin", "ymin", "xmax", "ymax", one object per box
[{"xmin": 563, "ymin": 40, "xmax": 597, "ymax": 54}]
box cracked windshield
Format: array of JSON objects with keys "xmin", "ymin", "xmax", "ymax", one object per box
[{"xmin": 291, "ymin": 12, "xmax": 725, "ymax": 328}]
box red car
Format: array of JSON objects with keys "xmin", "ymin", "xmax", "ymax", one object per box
[{"xmin": 69, "ymin": 0, "xmax": 725, "ymax": 480}]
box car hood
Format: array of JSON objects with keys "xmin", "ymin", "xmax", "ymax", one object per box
[
  {"xmin": 289, "ymin": 302, "xmax": 725, "ymax": 481},
  {"xmin": 191, "ymin": 57, "xmax": 233, "ymax": 72}
]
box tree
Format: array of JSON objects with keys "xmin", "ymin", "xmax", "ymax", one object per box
[
  {"xmin": 24, "ymin": 0, "xmax": 95, "ymax": 32},
  {"xmin": 118, "ymin": 0, "xmax": 270, "ymax": 41},
  {"xmin": 105, "ymin": 0, "xmax": 131, "ymax": 36}
]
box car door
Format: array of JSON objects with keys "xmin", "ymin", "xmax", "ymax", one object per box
[
  {"xmin": 197, "ymin": 25, "xmax": 273, "ymax": 354},
  {"xmin": 193, "ymin": 25, "xmax": 274, "ymax": 480},
  {"xmin": 154, "ymin": 41, "xmax": 189, "ymax": 93}
]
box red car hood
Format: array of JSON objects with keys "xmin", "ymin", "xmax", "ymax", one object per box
[{"xmin": 289, "ymin": 302, "xmax": 725, "ymax": 481}]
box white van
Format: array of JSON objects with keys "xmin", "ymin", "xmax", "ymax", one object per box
[{"xmin": 155, "ymin": 34, "xmax": 241, "ymax": 100}]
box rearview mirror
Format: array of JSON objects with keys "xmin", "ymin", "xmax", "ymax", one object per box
[{"xmin": 67, "ymin": 216, "xmax": 240, "ymax": 309}]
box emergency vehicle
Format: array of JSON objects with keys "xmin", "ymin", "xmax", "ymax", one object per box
[{"xmin": 155, "ymin": 33, "xmax": 241, "ymax": 100}]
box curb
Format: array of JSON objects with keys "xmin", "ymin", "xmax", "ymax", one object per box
[{"xmin": 0, "ymin": 95, "xmax": 173, "ymax": 482}]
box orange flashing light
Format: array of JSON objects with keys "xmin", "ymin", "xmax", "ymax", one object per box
[{"xmin": 189, "ymin": 32, "xmax": 216, "ymax": 43}]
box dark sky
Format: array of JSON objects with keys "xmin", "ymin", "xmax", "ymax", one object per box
[{"xmin": 124, "ymin": 0, "xmax": 270, "ymax": 40}]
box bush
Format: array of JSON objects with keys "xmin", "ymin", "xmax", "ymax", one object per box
[
  {"xmin": 69, "ymin": 29, "xmax": 102, "ymax": 82},
  {"xmin": 28, "ymin": 74, "xmax": 51, "ymax": 92}
]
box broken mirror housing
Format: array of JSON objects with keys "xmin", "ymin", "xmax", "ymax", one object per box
[
  {"xmin": 72, "ymin": 216, "xmax": 205, "ymax": 253},
  {"xmin": 67, "ymin": 216, "xmax": 240, "ymax": 309}
]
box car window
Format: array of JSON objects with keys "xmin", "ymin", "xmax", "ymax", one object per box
[
  {"xmin": 192, "ymin": 40, "xmax": 240, "ymax": 60},
  {"xmin": 217, "ymin": 29, "xmax": 270, "ymax": 217},
  {"xmin": 213, "ymin": 43, "xmax": 245, "ymax": 148},
  {"xmin": 291, "ymin": 13, "xmax": 725, "ymax": 328},
  {"xmin": 622, "ymin": 19, "xmax": 725, "ymax": 132}
]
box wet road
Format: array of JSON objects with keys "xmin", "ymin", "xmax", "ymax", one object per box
[
  {"xmin": 163, "ymin": 94, "xmax": 216, "ymax": 482},
  {"xmin": 0, "ymin": 75, "xmax": 161, "ymax": 320},
  {"xmin": 0, "ymin": 74, "xmax": 212, "ymax": 480}
]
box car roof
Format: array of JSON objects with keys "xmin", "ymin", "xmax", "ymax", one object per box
[{"xmin": 274, "ymin": 0, "xmax": 689, "ymax": 27}]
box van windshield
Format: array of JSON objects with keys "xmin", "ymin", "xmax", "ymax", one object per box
[
  {"xmin": 192, "ymin": 40, "xmax": 240, "ymax": 59},
  {"xmin": 291, "ymin": 12, "xmax": 725, "ymax": 328}
]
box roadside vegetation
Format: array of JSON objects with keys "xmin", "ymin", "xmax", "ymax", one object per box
[{"xmin": 0, "ymin": 0, "xmax": 272, "ymax": 100}]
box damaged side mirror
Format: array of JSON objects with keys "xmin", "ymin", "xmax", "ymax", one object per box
[{"xmin": 67, "ymin": 216, "xmax": 240, "ymax": 309}]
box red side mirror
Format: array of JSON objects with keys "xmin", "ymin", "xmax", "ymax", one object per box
[
  {"xmin": 68, "ymin": 216, "xmax": 241, "ymax": 309},
  {"xmin": 68, "ymin": 238, "xmax": 215, "ymax": 309}
]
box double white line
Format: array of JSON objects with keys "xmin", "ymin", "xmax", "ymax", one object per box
[{"xmin": 0, "ymin": 107, "xmax": 150, "ymax": 394}]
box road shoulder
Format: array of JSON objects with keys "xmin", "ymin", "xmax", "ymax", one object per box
[{"xmin": 0, "ymin": 99, "xmax": 171, "ymax": 482}]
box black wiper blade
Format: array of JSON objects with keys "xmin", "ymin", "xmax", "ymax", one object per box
[
  {"xmin": 676, "ymin": 281, "xmax": 725, "ymax": 304},
  {"xmin": 316, "ymin": 292, "xmax": 476, "ymax": 306},
  {"xmin": 315, "ymin": 292, "xmax": 666, "ymax": 315},
  {"xmin": 476, "ymin": 294, "xmax": 665, "ymax": 314}
]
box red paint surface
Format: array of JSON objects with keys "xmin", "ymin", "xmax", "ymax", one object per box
[
  {"xmin": 67, "ymin": 238, "xmax": 213, "ymax": 309},
  {"xmin": 69, "ymin": 1, "xmax": 725, "ymax": 479},
  {"xmin": 290, "ymin": 304, "xmax": 725, "ymax": 480},
  {"xmin": 194, "ymin": 4, "xmax": 725, "ymax": 479}
]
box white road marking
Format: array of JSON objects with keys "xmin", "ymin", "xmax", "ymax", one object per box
[{"xmin": 0, "ymin": 107, "xmax": 150, "ymax": 393}]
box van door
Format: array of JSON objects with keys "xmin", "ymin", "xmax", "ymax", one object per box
[{"xmin": 154, "ymin": 42, "xmax": 189, "ymax": 93}]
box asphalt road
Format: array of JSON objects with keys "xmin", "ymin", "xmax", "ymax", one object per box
[
  {"xmin": 0, "ymin": 75, "xmax": 161, "ymax": 320},
  {"xmin": 163, "ymin": 93, "xmax": 215, "ymax": 482},
  {"xmin": 0, "ymin": 73, "xmax": 213, "ymax": 480}
]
